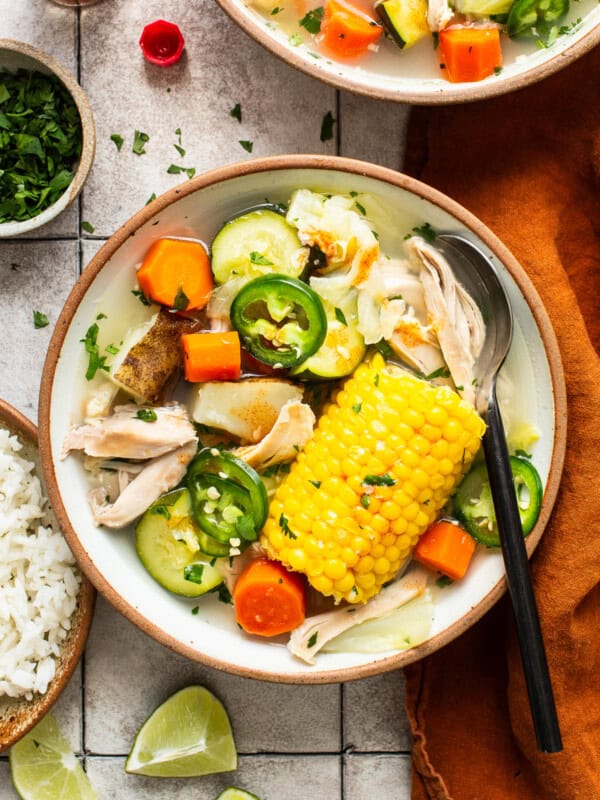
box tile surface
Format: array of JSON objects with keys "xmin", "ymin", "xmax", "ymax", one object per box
[{"xmin": 1, "ymin": 2, "xmax": 412, "ymax": 798}]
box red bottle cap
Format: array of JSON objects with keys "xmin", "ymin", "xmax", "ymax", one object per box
[{"xmin": 139, "ymin": 19, "xmax": 185, "ymax": 67}]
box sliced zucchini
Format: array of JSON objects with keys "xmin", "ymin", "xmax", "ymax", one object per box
[
  {"xmin": 454, "ymin": 0, "xmax": 513, "ymax": 15},
  {"xmin": 291, "ymin": 297, "xmax": 366, "ymax": 379},
  {"xmin": 136, "ymin": 489, "xmax": 225, "ymax": 597},
  {"xmin": 211, "ymin": 209, "xmax": 306, "ymax": 285},
  {"xmin": 376, "ymin": 0, "xmax": 429, "ymax": 49}
]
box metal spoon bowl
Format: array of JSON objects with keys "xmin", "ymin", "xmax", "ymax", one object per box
[{"xmin": 436, "ymin": 233, "xmax": 562, "ymax": 754}]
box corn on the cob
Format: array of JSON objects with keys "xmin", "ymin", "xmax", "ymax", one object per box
[{"xmin": 261, "ymin": 354, "xmax": 486, "ymax": 604}]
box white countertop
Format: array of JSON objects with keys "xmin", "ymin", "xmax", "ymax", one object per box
[{"xmin": 0, "ymin": 2, "xmax": 414, "ymax": 797}]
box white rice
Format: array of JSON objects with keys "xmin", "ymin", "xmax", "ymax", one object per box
[{"xmin": 0, "ymin": 426, "xmax": 80, "ymax": 700}]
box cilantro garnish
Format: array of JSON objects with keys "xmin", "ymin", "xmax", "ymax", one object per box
[
  {"xmin": 150, "ymin": 504, "xmax": 171, "ymax": 520},
  {"xmin": 363, "ymin": 473, "xmax": 396, "ymax": 487},
  {"xmin": 173, "ymin": 286, "xmax": 189, "ymax": 311},
  {"xmin": 279, "ymin": 513, "xmax": 297, "ymax": 539},
  {"xmin": 145, "ymin": 193, "xmax": 156, "ymax": 206},
  {"xmin": 81, "ymin": 221, "xmax": 94, "ymax": 234},
  {"xmin": 110, "ymin": 133, "xmax": 124, "ymax": 151},
  {"xmin": 135, "ymin": 408, "xmax": 157, "ymax": 423},
  {"xmin": 250, "ymin": 251, "xmax": 273, "ymax": 266},
  {"xmin": 425, "ymin": 366, "xmax": 451, "ymax": 380},
  {"xmin": 33, "ymin": 310, "xmax": 49, "ymax": 329},
  {"xmin": 300, "ymin": 6, "xmax": 324, "ymax": 33},
  {"xmin": 320, "ymin": 111, "xmax": 335, "ymax": 142},
  {"xmin": 334, "ymin": 307, "xmax": 347, "ymax": 326},
  {"xmin": 230, "ymin": 103, "xmax": 242, "ymax": 122},
  {"xmin": 131, "ymin": 289, "xmax": 150, "ymax": 306},
  {"xmin": 80, "ymin": 322, "xmax": 109, "ymax": 381},
  {"xmin": 411, "ymin": 222, "xmax": 437, "ymax": 243},
  {"xmin": 307, "ymin": 632, "xmax": 318, "ymax": 648},
  {"xmin": 132, "ymin": 130, "xmax": 149, "ymax": 155},
  {"xmin": 239, "ymin": 140, "xmax": 253, "ymax": 153},
  {"xmin": 184, "ymin": 564, "xmax": 205, "ymax": 584}
]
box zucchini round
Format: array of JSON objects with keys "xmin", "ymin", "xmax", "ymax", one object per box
[
  {"xmin": 211, "ymin": 209, "xmax": 305, "ymax": 285},
  {"xmin": 136, "ymin": 488, "xmax": 224, "ymax": 596}
]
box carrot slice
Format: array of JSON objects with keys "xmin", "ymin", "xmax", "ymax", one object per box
[
  {"xmin": 413, "ymin": 520, "xmax": 476, "ymax": 581},
  {"xmin": 233, "ymin": 558, "xmax": 306, "ymax": 637},
  {"xmin": 438, "ymin": 27, "xmax": 502, "ymax": 83},
  {"xmin": 137, "ymin": 238, "xmax": 214, "ymax": 311},
  {"xmin": 321, "ymin": 0, "xmax": 383, "ymax": 58},
  {"xmin": 182, "ymin": 331, "xmax": 241, "ymax": 383}
]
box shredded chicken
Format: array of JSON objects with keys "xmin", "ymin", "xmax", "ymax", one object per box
[
  {"xmin": 62, "ymin": 402, "xmax": 197, "ymax": 459},
  {"xmin": 234, "ymin": 400, "xmax": 316, "ymax": 468},
  {"xmin": 427, "ymin": 0, "xmax": 454, "ymax": 31},
  {"xmin": 89, "ymin": 440, "xmax": 197, "ymax": 528},
  {"xmin": 288, "ymin": 566, "xmax": 428, "ymax": 664},
  {"xmin": 406, "ymin": 237, "xmax": 485, "ymax": 405}
]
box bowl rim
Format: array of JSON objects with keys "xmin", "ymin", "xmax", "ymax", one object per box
[
  {"xmin": 0, "ymin": 397, "xmax": 95, "ymax": 752},
  {"xmin": 0, "ymin": 38, "xmax": 96, "ymax": 237},
  {"xmin": 38, "ymin": 154, "xmax": 567, "ymax": 684},
  {"xmin": 215, "ymin": 0, "xmax": 600, "ymax": 105}
]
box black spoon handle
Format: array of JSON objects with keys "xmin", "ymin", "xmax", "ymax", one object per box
[{"xmin": 483, "ymin": 389, "xmax": 562, "ymax": 753}]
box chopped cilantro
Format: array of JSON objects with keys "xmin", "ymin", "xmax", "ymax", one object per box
[
  {"xmin": 239, "ymin": 140, "xmax": 253, "ymax": 153},
  {"xmin": 363, "ymin": 473, "xmax": 396, "ymax": 487},
  {"xmin": 271, "ymin": 5, "xmax": 284, "ymax": 13},
  {"xmin": 145, "ymin": 193, "xmax": 156, "ymax": 206},
  {"xmin": 135, "ymin": 408, "xmax": 157, "ymax": 423},
  {"xmin": 173, "ymin": 286, "xmax": 189, "ymax": 311},
  {"xmin": 374, "ymin": 374, "xmax": 380, "ymax": 387},
  {"xmin": 105, "ymin": 343, "xmax": 120, "ymax": 355},
  {"xmin": 360, "ymin": 494, "xmax": 370, "ymax": 509},
  {"xmin": 131, "ymin": 289, "xmax": 150, "ymax": 306},
  {"xmin": 289, "ymin": 32, "xmax": 303, "ymax": 46},
  {"xmin": 230, "ymin": 102, "xmax": 242, "ymax": 122},
  {"xmin": 184, "ymin": 564, "xmax": 205, "ymax": 584},
  {"xmin": 494, "ymin": 66, "xmax": 503, "ymax": 75},
  {"xmin": 249, "ymin": 251, "xmax": 274, "ymax": 266},
  {"xmin": 320, "ymin": 110, "xmax": 335, "ymax": 142},
  {"xmin": 436, "ymin": 575, "xmax": 454, "ymax": 588},
  {"xmin": 110, "ymin": 133, "xmax": 124, "ymax": 151},
  {"xmin": 352, "ymin": 403, "xmax": 362, "ymax": 413},
  {"xmin": 354, "ymin": 201, "xmax": 366, "ymax": 216},
  {"xmin": 309, "ymin": 479, "xmax": 321, "ymax": 489},
  {"xmin": 132, "ymin": 130, "xmax": 149, "ymax": 155},
  {"xmin": 212, "ymin": 583, "xmax": 233, "ymax": 604},
  {"xmin": 81, "ymin": 220, "xmax": 94, "ymax": 234},
  {"xmin": 235, "ymin": 513, "xmax": 256, "ymax": 541},
  {"xmin": 514, "ymin": 449, "xmax": 532, "ymax": 459},
  {"xmin": 425, "ymin": 366, "xmax": 451, "ymax": 380},
  {"xmin": 174, "ymin": 143, "xmax": 186, "ymax": 158},
  {"xmin": 432, "ymin": 31, "xmax": 439, "ymax": 50},
  {"xmin": 375, "ymin": 339, "xmax": 395, "ymax": 360},
  {"xmin": 80, "ymin": 322, "xmax": 109, "ymax": 381},
  {"xmin": 150, "ymin": 504, "xmax": 171, "ymax": 520},
  {"xmin": 411, "ymin": 222, "xmax": 436, "ymax": 242},
  {"xmin": 300, "ymin": 6, "xmax": 324, "ymax": 33},
  {"xmin": 307, "ymin": 632, "xmax": 318, "ymax": 648},
  {"xmin": 334, "ymin": 307, "xmax": 348, "ymax": 326},
  {"xmin": 33, "ymin": 310, "xmax": 49, "ymax": 329},
  {"xmin": 191, "ymin": 606, "xmax": 199, "ymax": 615},
  {"xmin": 279, "ymin": 513, "xmax": 297, "ymax": 539}
]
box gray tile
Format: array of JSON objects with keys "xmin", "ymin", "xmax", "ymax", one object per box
[
  {"xmin": 0, "ymin": 240, "xmax": 78, "ymax": 418},
  {"xmin": 79, "ymin": 0, "xmax": 336, "ymax": 237},
  {"xmin": 85, "ymin": 597, "xmax": 341, "ymax": 755},
  {"xmin": 339, "ymin": 93, "xmax": 410, "ymax": 171},
  {"xmin": 343, "ymin": 672, "xmax": 411, "ymax": 752},
  {"xmin": 52, "ymin": 661, "xmax": 83, "ymax": 753},
  {"xmin": 344, "ymin": 753, "xmax": 411, "ymax": 800},
  {"xmin": 0, "ymin": 760, "xmax": 19, "ymax": 800},
  {"xmin": 87, "ymin": 754, "xmax": 341, "ymax": 800},
  {"xmin": 0, "ymin": 0, "xmax": 77, "ymax": 74}
]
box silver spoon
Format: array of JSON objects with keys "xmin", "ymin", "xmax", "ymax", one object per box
[{"xmin": 436, "ymin": 233, "xmax": 562, "ymax": 754}]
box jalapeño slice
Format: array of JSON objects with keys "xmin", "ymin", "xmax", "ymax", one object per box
[
  {"xmin": 453, "ymin": 455, "xmax": 543, "ymax": 547},
  {"xmin": 230, "ymin": 274, "xmax": 327, "ymax": 368},
  {"xmin": 507, "ymin": 0, "xmax": 569, "ymax": 38},
  {"xmin": 187, "ymin": 448, "xmax": 268, "ymax": 546}
]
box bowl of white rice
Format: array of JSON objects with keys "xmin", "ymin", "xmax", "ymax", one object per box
[{"xmin": 0, "ymin": 398, "xmax": 94, "ymax": 752}]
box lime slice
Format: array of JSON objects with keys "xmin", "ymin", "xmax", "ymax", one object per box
[
  {"xmin": 215, "ymin": 789, "xmax": 261, "ymax": 800},
  {"xmin": 125, "ymin": 685, "xmax": 237, "ymax": 777},
  {"xmin": 9, "ymin": 713, "xmax": 97, "ymax": 800}
]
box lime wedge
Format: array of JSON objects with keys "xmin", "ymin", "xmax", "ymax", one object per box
[
  {"xmin": 125, "ymin": 685, "xmax": 237, "ymax": 777},
  {"xmin": 215, "ymin": 789, "xmax": 261, "ymax": 800},
  {"xmin": 9, "ymin": 713, "xmax": 97, "ymax": 800}
]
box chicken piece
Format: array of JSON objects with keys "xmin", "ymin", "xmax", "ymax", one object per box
[
  {"xmin": 234, "ymin": 400, "xmax": 316, "ymax": 468},
  {"xmin": 427, "ymin": 0, "xmax": 454, "ymax": 31},
  {"xmin": 62, "ymin": 402, "xmax": 196, "ymax": 459},
  {"xmin": 288, "ymin": 566, "xmax": 428, "ymax": 664},
  {"xmin": 89, "ymin": 440, "xmax": 197, "ymax": 528},
  {"xmin": 406, "ymin": 237, "xmax": 486, "ymax": 405},
  {"xmin": 192, "ymin": 379, "xmax": 304, "ymax": 443},
  {"xmin": 110, "ymin": 309, "xmax": 198, "ymax": 403},
  {"xmin": 220, "ymin": 542, "xmax": 267, "ymax": 595}
]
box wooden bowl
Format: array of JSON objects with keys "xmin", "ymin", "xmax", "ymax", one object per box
[
  {"xmin": 0, "ymin": 399, "xmax": 95, "ymax": 752},
  {"xmin": 38, "ymin": 156, "xmax": 566, "ymax": 683},
  {"xmin": 0, "ymin": 39, "xmax": 95, "ymax": 238}
]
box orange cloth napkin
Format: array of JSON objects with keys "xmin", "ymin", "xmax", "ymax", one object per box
[{"xmin": 403, "ymin": 47, "xmax": 600, "ymax": 800}]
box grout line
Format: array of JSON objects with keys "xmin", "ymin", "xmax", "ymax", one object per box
[
  {"xmin": 340, "ymin": 682, "xmax": 345, "ymax": 798},
  {"xmin": 335, "ymin": 90, "xmax": 342, "ymax": 155}
]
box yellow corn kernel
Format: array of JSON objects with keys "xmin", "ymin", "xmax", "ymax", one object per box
[{"xmin": 260, "ymin": 355, "xmax": 485, "ymax": 604}]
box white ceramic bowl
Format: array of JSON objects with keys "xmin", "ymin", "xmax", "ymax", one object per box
[
  {"xmin": 217, "ymin": 0, "xmax": 600, "ymax": 103},
  {"xmin": 0, "ymin": 39, "xmax": 95, "ymax": 238},
  {"xmin": 39, "ymin": 156, "xmax": 566, "ymax": 683},
  {"xmin": 0, "ymin": 399, "xmax": 95, "ymax": 752}
]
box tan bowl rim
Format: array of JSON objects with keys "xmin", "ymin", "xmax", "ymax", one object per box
[
  {"xmin": 215, "ymin": 0, "xmax": 600, "ymax": 104},
  {"xmin": 0, "ymin": 38, "xmax": 96, "ymax": 236},
  {"xmin": 38, "ymin": 154, "xmax": 567, "ymax": 684},
  {"xmin": 0, "ymin": 397, "xmax": 95, "ymax": 751}
]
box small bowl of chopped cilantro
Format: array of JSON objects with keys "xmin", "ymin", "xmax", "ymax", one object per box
[{"xmin": 0, "ymin": 39, "xmax": 95, "ymax": 237}]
